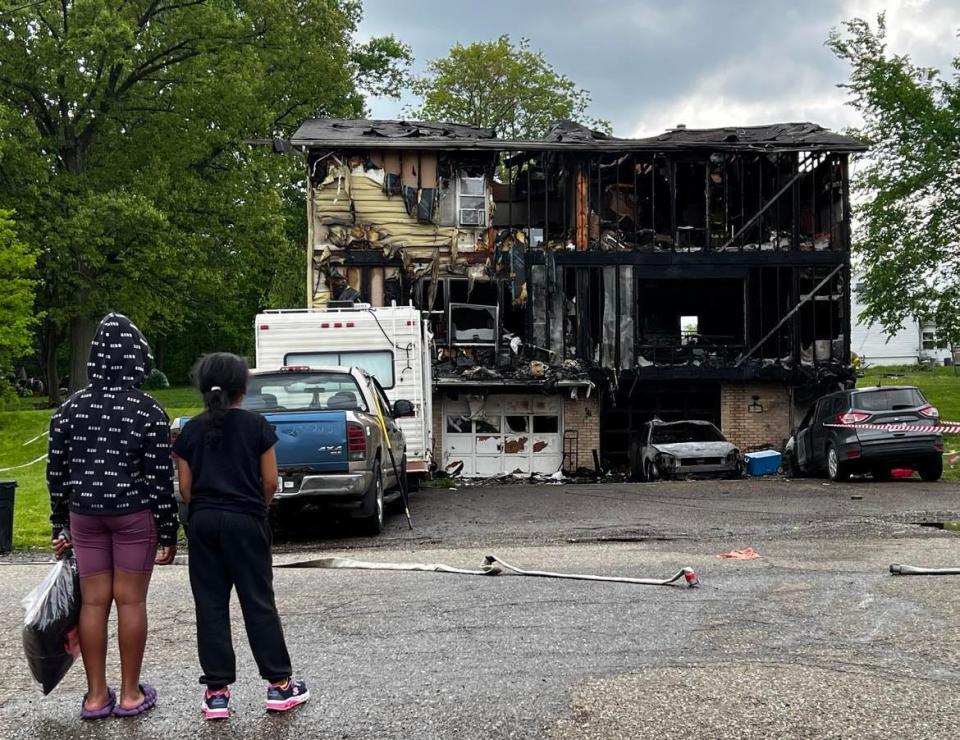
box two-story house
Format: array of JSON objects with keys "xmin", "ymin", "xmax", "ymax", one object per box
[{"xmin": 290, "ymin": 117, "xmax": 866, "ymax": 476}]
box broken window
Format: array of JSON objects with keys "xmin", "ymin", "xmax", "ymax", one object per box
[
  {"xmin": 505, "ymin": 415, "xmax": 528, "ymax": 433},
  {"xmin": 532, "ymin": 416, "xmax": 559, "ymax": 433},
  {"xmin": 449, "ymin": 304, "xmax": 498, "ymax": 347},
  {"xmin": 457, "ymin": 173, "xmax": 487, "ymax": 227},
  {"xmin": 446, "ymin": 415, "xmax": 472, "ymax": 434},
  {"xmin": 474, "ymin": 417, "xmax": 501, "ymax": 433}
]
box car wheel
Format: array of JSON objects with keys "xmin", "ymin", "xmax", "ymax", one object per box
[
  {"xmin": 826, "ymin": 445, "xmax": 850, "ymax": 482},
  {"xmin": 644, "ymin": 460, "xmax": 659, "ymax": 483},
  {"xmin": 918, "ymin": 458, "xmax": 943, "ymax": 482},
  {"xmin": 871, "ymin": 467, "xmax": 892, "ymax": 481},
  {"xmin": 360, "ymin": 461, "xmax": 385, "ymax": 536}
]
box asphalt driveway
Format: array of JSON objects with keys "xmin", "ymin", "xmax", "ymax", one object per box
[{"xmin": 2, "ymin": 478, "xmax": 960, "ymax": 738}]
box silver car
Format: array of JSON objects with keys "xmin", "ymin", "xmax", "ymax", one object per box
[{"xmin": 629, "ymin": 419, "xmax": 742, "ymax": 481}]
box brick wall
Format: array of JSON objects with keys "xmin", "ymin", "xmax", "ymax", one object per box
[
  {"xmin": 562, "ymin": 394, "xmax": 601, "ymax": 471},
  {"xmin": 720, "ymin": 382, "xmax": 791, "ymax": 451},
  {"xmin": 431, "ymin": 391, "xmax": 444, "ymax": 463}
]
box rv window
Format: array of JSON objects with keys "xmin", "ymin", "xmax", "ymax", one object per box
[{"xmin": 284, "ymin": 350, "xmax": 395, "ymax": 388}]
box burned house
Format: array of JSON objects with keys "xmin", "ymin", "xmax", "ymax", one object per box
[{"xmin": 290, "ymin": 118, "xmax": 866, "ymax": 475}]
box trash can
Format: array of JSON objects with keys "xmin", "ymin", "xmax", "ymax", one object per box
[{"xmin": 0, "ymin": 481, "xmax": 16, "ymax": 554}]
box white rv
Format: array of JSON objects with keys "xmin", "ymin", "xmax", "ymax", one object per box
[{"xmin": 254, "ymin": 304, "xmax": 433, "ymax": 480}]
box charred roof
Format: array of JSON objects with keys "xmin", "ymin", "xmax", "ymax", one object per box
[
  {"xmin": 291, "ymin": 118, "xmax": 867, "ymax": 153},
  {"xmin": 291, "ymin": 118, "xmax": 495, "ymax": 147}
]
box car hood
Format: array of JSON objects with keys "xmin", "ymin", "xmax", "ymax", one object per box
[{"xmin": 650, "ymin": 441, "xmax": 737, "ymax": 457}]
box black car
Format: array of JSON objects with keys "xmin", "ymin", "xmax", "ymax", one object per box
[{"xmin": 784, "ymin": 386, "xmax": 943, "ymax": 481}]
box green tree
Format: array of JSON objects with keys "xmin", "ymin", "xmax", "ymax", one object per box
[
  {"xmin": 0, "ymin": 1, "xmax": 411, "ymax": 400},
  {"xmin": 0, "ymin": 209, "xmax": 37, "ymax": 397},
  {"xmin": 409, "ymin": 35, "xmax": 609, "ymax": 139},
  {"xmin": 828, "ymin": 15, "xmax": 960, "ymax": 345}
]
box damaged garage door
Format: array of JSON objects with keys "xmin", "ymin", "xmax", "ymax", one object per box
[{"xmin": 443, "ymin": 395, "xmax": 563, "ymax": 477}]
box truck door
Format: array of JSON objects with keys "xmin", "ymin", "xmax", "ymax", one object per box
[{"xmin": 372, "ymin": 377, "xmax": 404, "ymax": 462}]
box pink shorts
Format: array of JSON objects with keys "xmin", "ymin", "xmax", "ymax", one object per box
[{"xmin": 70, "ymin": 510, "xmax": 158, "ymax": 578}]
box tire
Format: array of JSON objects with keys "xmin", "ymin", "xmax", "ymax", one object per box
[
  {"xmin": 826, "ymin": 445, "xmax": 850, "ymax": 482},
  {"xmin": 918, "ymin": 458, "xmax": 943, "ymax": 482},
  {"xmin": 644, "ymin": 460, "xmax": 659, "ymax": 483},
  {"xmin": 359, "ymin": 461, "xmax": 385, "ymax": 536}
]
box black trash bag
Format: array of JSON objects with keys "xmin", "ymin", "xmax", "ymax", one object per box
[{"xmin": 22, "ymin": 557, "xmax": 81, "ymax": 694}]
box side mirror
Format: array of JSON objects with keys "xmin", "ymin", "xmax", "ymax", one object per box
[{"xmin": 392, "ymin": 399, "xmax": 415, "ymax": 418}]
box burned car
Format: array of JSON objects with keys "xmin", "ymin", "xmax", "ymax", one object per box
[{"xmin": 628, "ymin": 419, "xmax": 742, "ymax": 481}]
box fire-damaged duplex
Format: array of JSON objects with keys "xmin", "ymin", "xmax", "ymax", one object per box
[{"xmin": 289, "ymin": 117, "xmax": 867, "ymax": 477}]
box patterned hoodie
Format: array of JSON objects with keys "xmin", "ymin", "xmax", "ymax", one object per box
[{"xmin": 47, "ymin": 313, "xmax": 178, "ymax": 546}]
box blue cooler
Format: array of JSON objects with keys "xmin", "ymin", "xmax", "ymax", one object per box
[{"xmin": 744, "ymin": 450, "xmax": 781, "ymax": 477}]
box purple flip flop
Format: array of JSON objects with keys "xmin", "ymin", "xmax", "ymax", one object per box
[
  {"xmin": 112, "ymin": 683, "xmax": 157, "ymax": 717},
  {"xmin": 81, "ymin": 688, "xmax": 116, "ymax": 720}
]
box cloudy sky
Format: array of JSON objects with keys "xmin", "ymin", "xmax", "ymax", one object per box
[{"xmin": 358, "ymin": 0, "xmax": 960, "ymax": 137}]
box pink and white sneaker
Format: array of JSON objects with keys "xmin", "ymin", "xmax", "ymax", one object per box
[
  {"xmin": 201, "ymin": 687, "xmax": 230, "ymax": 720},
  {"xmin": 265, "ymin": 678, "xmax": 309, "ymax": 712}
]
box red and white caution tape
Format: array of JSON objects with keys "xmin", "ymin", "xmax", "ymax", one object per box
[{"xmin": 825, "ymin": 423, "xmax": 960, "ymax": 433}]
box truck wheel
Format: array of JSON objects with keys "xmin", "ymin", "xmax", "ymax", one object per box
[
  {"xmin": 644, "ymin": 460, "xmax": 659, "ymax": 483},
  {"xmin": 826, "ymin": 445, "xmax": 850, "ymax": 482},
  {"xmin": 918, "ymin": 458, "xmax": 943, "ymax": 482},
  {"xmin": 360, "ymin": 461, "xmax": 384, "ymax": 536}
]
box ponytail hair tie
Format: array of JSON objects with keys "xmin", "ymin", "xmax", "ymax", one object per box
[{"xmin": 210, "ymin": 385, "xmax": 222, "ymax": 392}]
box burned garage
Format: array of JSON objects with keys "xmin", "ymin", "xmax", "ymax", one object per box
[{"xmin": 290, "ymin": 117, "xmax": 865, "ymax": 476}]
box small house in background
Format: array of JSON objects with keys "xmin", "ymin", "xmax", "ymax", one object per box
[
  {"xmin": 289, "ymin": 117, "xmax": 867, "ymax": 475},
  {"xmin": 851, "ymin": 273, "xmax": 953, "ymax": 367}
]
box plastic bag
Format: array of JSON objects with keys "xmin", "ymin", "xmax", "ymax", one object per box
[{"xmin": 22, "ymin": 557, "xmax": 81, "ymax": 694}]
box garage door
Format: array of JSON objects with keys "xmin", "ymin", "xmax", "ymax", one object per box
[{"xmin": 442, "ymin": 394, "xmax": 563, "ymax": 477}]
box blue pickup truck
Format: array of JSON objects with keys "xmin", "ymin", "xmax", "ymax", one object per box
[{"xmin": 172, "ymin": 365, "xmax": 414, "ymax": 535}]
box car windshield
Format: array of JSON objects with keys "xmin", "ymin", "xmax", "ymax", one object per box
[
  {"xmin": 242, "ymin": 372, "xmax": 368, "ymax": 413},
  {"xmin": 853, "ymin": 388, "xmax": 925, "ymax": 412},
  {"xmin": 651, "ymin": 423, "xmax": 725, "ymax": 444}
]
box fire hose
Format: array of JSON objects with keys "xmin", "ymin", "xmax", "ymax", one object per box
[{"xmin": 277, "ymin": 554, "xmax": 700, "ymax": 587}]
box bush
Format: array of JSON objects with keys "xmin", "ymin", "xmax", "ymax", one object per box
[{"xmin": 142, "ymin": 368, "xmax": 169, "ymax": 390}]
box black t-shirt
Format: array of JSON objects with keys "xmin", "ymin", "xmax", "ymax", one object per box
[{"xmin": 173, "ymin": 409, "xmax": 278, "ymax": 518}]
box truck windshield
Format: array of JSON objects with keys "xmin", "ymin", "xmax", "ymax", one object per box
[{"xmin": 243, "ymin": 372, "xmax": 368, "ymax": 413}]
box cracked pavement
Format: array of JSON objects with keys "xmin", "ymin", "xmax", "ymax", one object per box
[{"xmin": 2, "ymin": 477, "xmax": 960, "ymax": 738}]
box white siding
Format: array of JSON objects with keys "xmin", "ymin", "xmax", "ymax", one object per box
[{"xmin": 851, "ymin": 277, "xmax": 952, "ymax": 366}]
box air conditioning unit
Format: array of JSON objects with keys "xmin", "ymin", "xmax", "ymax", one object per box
[{"xmin": 459, "ymin": 208, "xmax": 486, "ymax": 227}]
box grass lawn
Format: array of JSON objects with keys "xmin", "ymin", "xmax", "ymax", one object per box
[
  {"xmin": 0, "ymin": 386, "xmax": 201, "ymax": 550},
  {"xmin": 856, "ymin": 365, "xmax": 960, "ymax": 481}
]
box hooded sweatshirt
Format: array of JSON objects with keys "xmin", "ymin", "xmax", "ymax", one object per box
[{"xmin": 47, "ymin": 313, "xmax": 178, "ymax": 546}]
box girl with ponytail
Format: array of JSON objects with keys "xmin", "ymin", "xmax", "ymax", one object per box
[{"xmin": 173, "ymin": 353, "xmax": 308, "ymax": 720}]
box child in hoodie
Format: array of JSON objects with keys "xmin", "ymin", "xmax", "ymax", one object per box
[
  {"xmin": 173, "ymin": 352, "xmax": 308, "ymax": 720},
  {"xmin": 47, "ymin": 313, "xmax": 178, "ymax": 719}
]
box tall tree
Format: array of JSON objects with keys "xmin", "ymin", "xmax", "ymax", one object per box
[
  {"xmin": 0, "ymin": 1, "xmax": 411, "ymax": 401},
  {"xmin": 409, "ymin": 35, "xmax": 609, "ymax": 139},
  {"xmin": 0, "ymin": 208, "xmax": 36, "ymax": 397},
  {"xmin": 828, "ymin": 15, "xmax": 960, "ymax": 346}
]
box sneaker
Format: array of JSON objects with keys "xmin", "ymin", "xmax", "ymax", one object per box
[
  {"xmin": 201, "ymin": 687, "xmax": 230, "ymax": 720},
  {"xmin": 265, "ymin": 678, "xmax": 309, "ymax": 712}
]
